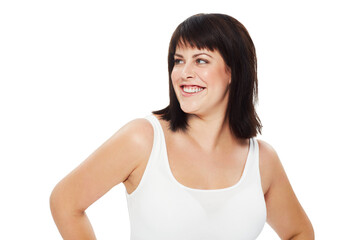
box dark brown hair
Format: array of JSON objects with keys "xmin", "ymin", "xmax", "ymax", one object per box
[{"xmin": 153, "ymin": 13, "xmax": 262, "ymax": 139}]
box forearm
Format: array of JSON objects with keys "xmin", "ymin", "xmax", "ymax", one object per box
[{"xmin": 52, "ymin": 209, "xmax": 96, "ymax": 240}]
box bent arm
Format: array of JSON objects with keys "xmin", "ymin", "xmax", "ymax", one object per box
[
  {"xmin": 259, "ymin": 140, "xmax": 314, "ymax": 240},
  {"xmin": 49, "ymin": 119, "xmax": 153, "ymax": 239}
]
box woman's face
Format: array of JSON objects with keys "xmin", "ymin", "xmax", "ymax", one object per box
[{"xmin": 171, "ymin": 45, "xmax": 231, "ymax": 118}]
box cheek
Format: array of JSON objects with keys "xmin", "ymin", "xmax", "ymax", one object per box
[
  {"xmin": 171, "ymin": 69, "xmax": 179, "ymax": 84},
  {"xmin": 202, "ymin": 68, "xmax": 224, "ymax": 85},
  {"xmin": 204, "ymin": 70, "xmax": 230, "ymax": 95},
  {"xmin": 171, "ymin": 71, "xmax": 181, "ymax": 94}
]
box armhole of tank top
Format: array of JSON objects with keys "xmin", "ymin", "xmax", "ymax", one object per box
[{"xmin": 125, "ymin": 114, "xmax": 157, "ymax": 198}]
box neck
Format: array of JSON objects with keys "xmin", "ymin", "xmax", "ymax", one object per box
[{"xmin": 185, "ymin": 113, "xmax": 236, "ymax": 153}]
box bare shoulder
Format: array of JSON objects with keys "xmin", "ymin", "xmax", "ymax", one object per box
[
  {"xmin": 84, "ymin": 117, "xmax": 155, "ymax": 184},
  {"xmin": 257, "ymin": 139, "xmax": 280, "ymax": 162},
  {"xmin": 114, "ymin": 118, "xmax": 154, "ymax": 168},
  {"xmin": 119, "ymin": 118, "xmax": 154, "ymax": 146},
  {"xmin": 257, "ymin": 139, "xmax": 284, "ymax": 195},
  {"xmin": 84, "ymin": 117, "xmax": 154, "ymax": 182}
]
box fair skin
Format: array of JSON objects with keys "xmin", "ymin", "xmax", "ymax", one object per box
[{"xmin": 50, "ymin": 46, "xmax": 314, "ymax": 239}]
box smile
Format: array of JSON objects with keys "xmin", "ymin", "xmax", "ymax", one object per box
[{"xmin": 180, "ymin": 85, "xmax": 205, "ymax": 96}]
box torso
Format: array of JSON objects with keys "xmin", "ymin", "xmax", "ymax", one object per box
[{"xmin": 123, "ymin": 115, "xmax": 271, "ymax": 195}]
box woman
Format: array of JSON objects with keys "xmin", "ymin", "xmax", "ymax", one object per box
[{"xmin": 50, "ymin": 13, "xmax": 314, "ymax": 239}]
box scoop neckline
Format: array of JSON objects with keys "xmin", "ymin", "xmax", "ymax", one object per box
[{"xmin": 151, "ymin": 114, "xmax": 253, "ymax": 192}]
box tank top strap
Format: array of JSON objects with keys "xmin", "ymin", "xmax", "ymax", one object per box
[
  {"xmin": 143, "ymin": 113, "xmax": 172, "ymax": 171},
  {"xmin": 253, "ymin": 137, "xmax": 260, "ymax": 169},
  {"xmin": 247, "ymin": 137, "xmax": 258, "ymax": 171},
  {"xmin": 143, "ymin": 114, "xmax": 163, "ymax": 164},
  {"xmin": 244, "ymin": 137, "xmax": 261, "ymax": 185}
]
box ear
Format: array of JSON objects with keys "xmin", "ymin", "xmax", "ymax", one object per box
[{"xmin": 226, "ymin": 67, "xmax": 232, "ymax": 84}]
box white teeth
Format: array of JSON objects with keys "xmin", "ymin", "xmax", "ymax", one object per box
[{"xmin": 183, "ymin": 86, "xmax": 204, "ymax": 93}]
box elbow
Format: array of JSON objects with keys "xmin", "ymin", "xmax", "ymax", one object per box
[
  {"xmin": 306, "ymin": 226, "xmax": 315, "ymax": 240},
  {"xmin": 49, "ymin": 185, "xmax": 84, "ymax": 221},
  {"xmin": 301, "ymin": 222, "xmax": 315, "ymax": 240},
  {"xmin": 50, "ymin": 187, "xmax": 58, "ymax": 213},
  {"xmin": 289, "ymin": 225, "xmax": 315, "ymax": 240},
  {"xmin": 50, "ymin": 186, "xmax": 64, "ymax": 220}
]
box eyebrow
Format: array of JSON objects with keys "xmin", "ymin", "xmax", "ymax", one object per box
[{"xmin": 174, "ymin": 53, "xmax": 213, "ymax": 58}]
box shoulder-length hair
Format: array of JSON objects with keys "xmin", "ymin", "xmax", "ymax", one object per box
[{"xmin": 153, "ymin": 13, "xmax": 262, "ymax": 139}]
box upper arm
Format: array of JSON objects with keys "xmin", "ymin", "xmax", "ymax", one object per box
[
  {"xmin": 258, "ymin": 140, "xmax": 314, "ymax": 239},
  {"xmin": 50, "ymin": 118, "xmax": 153, "ymax": 213}
]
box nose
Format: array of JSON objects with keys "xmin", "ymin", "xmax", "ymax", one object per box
[{"xmin": 181, "ymin": 62, "xmax": 195, "ymax": 79}]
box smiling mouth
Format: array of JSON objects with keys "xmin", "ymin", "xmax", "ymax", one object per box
[{"xmin": 181, "ymin": 85, "xmax": 205, "ymax": 94}]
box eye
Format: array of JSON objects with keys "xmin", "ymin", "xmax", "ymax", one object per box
[
  {"xmin": 174, "ymin": 59, "xmax": 184, "ymax": 65},
  {"xmin": 196, "ymin": 58, "xmax": 208, "ymax": 64}
]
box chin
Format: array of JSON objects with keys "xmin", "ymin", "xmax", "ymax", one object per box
[
  {"xmin": 180, "ymin": 104, "xmax": 204, "ymax": 116},
  {"xmin": 180, "ymin": 108, "xmax": 196, "ymax": 115},
  {"xmin": 179, "ymin": 105, "xmax": 198, "ymax": 115},
  {"xmin": 177, "ymin": 96, "xmax": 204, "ymax": 115}
]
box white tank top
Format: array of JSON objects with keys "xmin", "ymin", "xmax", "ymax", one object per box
[{"xmin": 125, "ymin": 114, "xmax": 266, "ymax": 240}]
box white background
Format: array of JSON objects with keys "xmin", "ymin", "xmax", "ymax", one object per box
[{"xmin": 1, "ymin": 0, "xmax": 359, "ymax": 239}]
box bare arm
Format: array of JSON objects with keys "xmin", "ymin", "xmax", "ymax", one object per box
[
  {"xmin": 258, "ymin": 140, "xmax": 314, "ymax": 240},
  {"xmin": 49, "ymin": 119, "xmax": 153, "ymax": 239}
]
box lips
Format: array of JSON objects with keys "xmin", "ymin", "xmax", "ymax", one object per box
[
  {"xmin": 180, "ymin": 84, "xmax": 206, "ymax": 88},
  {"xmin": 180, "ymin": 85, "xmax": 206, "ymax": 96}
]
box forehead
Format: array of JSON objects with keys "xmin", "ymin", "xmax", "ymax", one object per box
[
  {"xmin": 174, "ymin": 45, "xmax": 220, "ymax": 57},
  {"xmin": 175, "ymin": 39, "xmax": 213, "ymax": 51}
]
